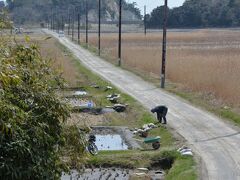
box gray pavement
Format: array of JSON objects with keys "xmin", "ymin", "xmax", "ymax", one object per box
[{"xmin": 44, "ymin": 29, "xmax": 240, "ymax": 180}]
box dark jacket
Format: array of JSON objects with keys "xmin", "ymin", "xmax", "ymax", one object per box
[{"xmin": 151, "ymin": 106, "xmax": 168, "ymax": 116}]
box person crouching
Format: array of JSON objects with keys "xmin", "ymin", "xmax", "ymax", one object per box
[{"xmin": 151, "ymin": 105, "xmax": 168, "ymax": 124}]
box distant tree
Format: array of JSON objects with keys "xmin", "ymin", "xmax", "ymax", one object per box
[
  {"xmin": 146, "ymin": 6, "xmax": 167, "ymax": 28},
  {"xmin": 147, "ymin": 0, "xmax": 240, "ymax": 28},
  {"xmin": 6, "ymin": 0, "xmax": 141, "ymax": 25}
]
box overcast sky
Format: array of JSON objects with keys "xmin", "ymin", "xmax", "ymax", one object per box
[{"xmin": 127, "ymin": 0, "xmax": 185, "ymax": 14}]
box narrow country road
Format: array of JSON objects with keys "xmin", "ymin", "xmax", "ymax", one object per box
[{"xmin": 45, "ymin": 29, "xmax": 240, "ymax": 180}]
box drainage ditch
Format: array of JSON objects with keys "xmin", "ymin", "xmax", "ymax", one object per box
[{"xmin": 91, "ymin": 126, "xmax": 141, "ymax": 150}]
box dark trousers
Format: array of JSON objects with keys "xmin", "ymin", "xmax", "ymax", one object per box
[{"xmin": 157, "ymin": 113, "xmax": 167, "ymax": 124}]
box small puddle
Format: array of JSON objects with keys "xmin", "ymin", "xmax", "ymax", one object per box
[
  {"xmin": 68, "ymin": 98, "xmax": 94, "ymax": 108},
  {"xmin": 73, "ymin": 91, "xmax": 88, "ymax": 96},
  {"xmin": 95, "ymin": 134, "xmax": 128, "ymax": 151},
  {"xmin": 91, "ymin": 126, "xmax": 141, "ymax": 150}
]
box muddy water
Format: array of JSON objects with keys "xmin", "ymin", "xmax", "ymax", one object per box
[
  {"xmin": 61, "ymin": 168, "xmax": 164, "ymax": 180},
  {"xmin": 95, "ymin": 134, "xmax": 128, "ymax": 151},
  {"xmin": 92, "ymin": 126, "xmax": 141, "ymax": 149},
  {"xmin": 68, "ymin": 98, "xmax": 94, "ymax": 108},
  {"xmin": 62, "ymin": 168, "xmax": 133, "ymax": 180}
]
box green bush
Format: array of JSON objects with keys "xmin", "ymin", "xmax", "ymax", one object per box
[{"xmin": 0, "ymin": 15, "xmax": 71, "ymax": 179}]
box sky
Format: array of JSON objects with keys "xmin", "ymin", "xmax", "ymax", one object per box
[{"xmin": 127, "ymin": 0, "xmax": 185, "ymax": 14}]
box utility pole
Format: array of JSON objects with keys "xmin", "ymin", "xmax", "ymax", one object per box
[
  {"xmin": 57, "ymin": 20, "xmax": 60, "ymax": 33},
  {"xmin": 56, "ymin": 7, "xmax": 60, "ymax": 33},
  {"xmin": 51, "ymin": 8, "xmax": 53, "ymax": 30},
  {"xmin": 86, "ymin": 0, "xmax": 89, "ymax": 46},
  {"xmin": 48, "ymin": 17, "xmax": 50, "ymax": 29},
  {"xmin": 62, "ymin": 15, "xmax": 64, "ymax": 31},
  {"xmin": 72, "ymin": 11, "xmax": 74, "ymax": 41},
  {"xmin": 50, "ymin": 15, "xmax": 52, "ymax": 30},
  {"xmin": 161, "ymin": 0, "xmax": 168, "ymax": 88},
  {"xmin": 98, "ymin": 0, "xmax": 101, "ymax": 56},
  {"xmin": 144, "ymin": 5, "xmax": 147, "ymax": 35},
  {"xmin": 68, "ymin": 8, "xmax": 70, "ymax": 35},
  {"xmin": 47, "ymin": 17, "xmax": 49, "ymax": 29},
  {"xmin": 57, "ymin": 9, "xmax": 60, "ymax": 33},
  {"xmin": 53, "ymin": 13, "xmax": 55, "ymax": 31},
  {"xmin": 118, "ymin": 0, "xmax": 122, "ymax": 66},
  {"xmin": 57, "ymin": 16, "xmax": 60, "ymax": 33},
  {"xmin": 78, "ymin": 13, "xmax": 80, "ymax": 44}
]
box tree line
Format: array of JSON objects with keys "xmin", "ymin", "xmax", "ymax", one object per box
[
  {"xmin": 146, "ymin": 0, "xmax": 240, "ymax": 28},
  {"xmin": 6, "ymin": 0, "xmax": 141, "ymax": 25}
]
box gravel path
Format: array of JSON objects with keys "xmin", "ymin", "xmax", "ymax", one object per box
[{"xmin": 45, "ymin": 29, "xmax": 240, "ymax": 180}]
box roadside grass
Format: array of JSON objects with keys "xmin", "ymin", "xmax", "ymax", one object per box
[
  {"xmin": 36, "ymin": 33, "xmax": 197, "ymax": 179},
  {"xmin": 219, "ymin": 109, "xmax": 240, "ymax": 125},
  {"xmin": 87, "ymin": 150, "xmax": 167, "ymax": 169},
  {"xmin": 166, "ymin": 156, "xmax": 197, "ymax": 180},
  {"xmin": 166, "ymin": 83, "xmax": 240, "ymax": 126}
]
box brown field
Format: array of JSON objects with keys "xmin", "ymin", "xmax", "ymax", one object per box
[{"xmin": 72, "ymin": 29, "xmax": 240, "ymax": 106}]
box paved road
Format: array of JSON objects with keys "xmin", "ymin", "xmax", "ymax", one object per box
[{"xmin": 45, "ymin": 29, "xmax": 240, "ymax": 180}]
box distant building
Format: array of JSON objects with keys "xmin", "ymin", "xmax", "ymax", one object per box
[{"xmin": 0, "ymin": 1, "xmax": 5, "ymax": 9}]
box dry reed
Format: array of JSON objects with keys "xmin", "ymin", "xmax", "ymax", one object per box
[{"xmin": 81, "ymin": 29, "xmax": 240, "ymax": 106}]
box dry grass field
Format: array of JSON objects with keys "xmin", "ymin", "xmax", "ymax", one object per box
[
  {"xmin": 33, "ymin": 35, "xmax": 80, "ymax": 87},
  {"xmin": 73, "ymin": 29, "xmax": 240, "ymax": 107}
]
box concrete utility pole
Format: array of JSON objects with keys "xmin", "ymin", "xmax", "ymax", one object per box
[
  {"xmin": 72, "ymin": 11, "xmax": 74, "ymax": 41},
  {"xmin": 57, "ymin": 20, "xmax": 60, "ymax": 33},
  {"xmin": 62, "ymin": 15, "xmax": 64, "ymax": 31},
  {"xmin": 57, "ymin": 17, "xmax": 60, "ymax": 33},
  {"xmin": 53, "ymin": 13, "xmax": 55, "ymax": 31},
  {"xmin": 161, "ymin": 0, "xmax": 168, "ymax": 88},
  {"xmin": 86, "ymin": 0, "xmax": 89, "ymax": 46},
  {"xmin": 98, "ymin": 0, "xmax": 101, "ymax": 56},
  {"xmin": 118, "ymin": 0, "xmax": 122, "ymax": 66},
  {"xmin": 144, "ymin": 5, "xmax": 147, "ymax": 35},
  {"xmin": 78, "ymin": 13, "xmax": 80, "ymax": 44},
  {"xmin": 68, "ymin": 8, "xmax": 70, "ymax": 35},
  {"xmin": 51, "ymin": 14, "xmax": 53, "ymax": 30}
]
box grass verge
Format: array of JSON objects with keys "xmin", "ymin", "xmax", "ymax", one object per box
[{"xmin": 166, "ymin": 83, "xmax": 240, "ymax": 126}]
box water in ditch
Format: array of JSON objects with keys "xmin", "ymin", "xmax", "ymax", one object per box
[{"xmin": 95, "ymin": 134, "xmax": 128, "ymax": 151}]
